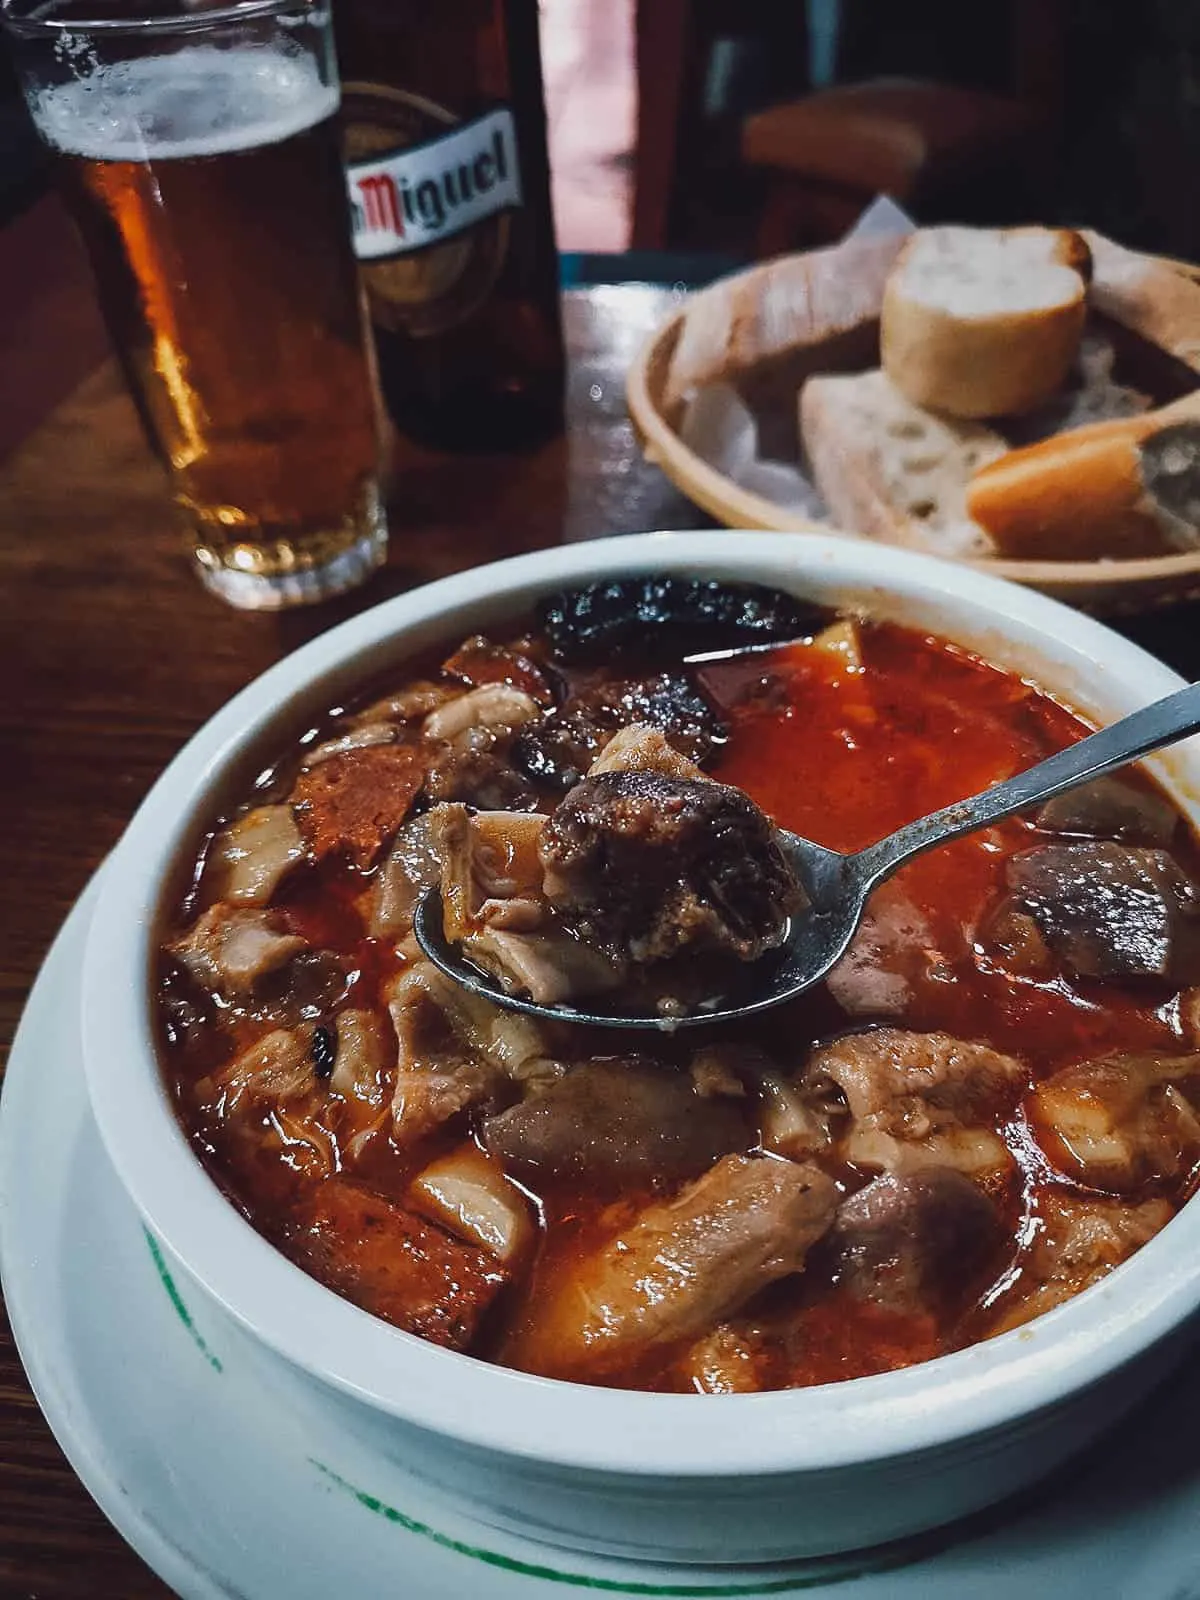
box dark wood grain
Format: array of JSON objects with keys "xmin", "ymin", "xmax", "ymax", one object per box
[{"xmin": 0, "ymin": 275, "xmax": 707, "ymax": 1598}]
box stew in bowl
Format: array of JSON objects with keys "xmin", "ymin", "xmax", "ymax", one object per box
[
  {"xmin": 81, "ymin": 533, "xmax": 1200, "ymax": 1561},
  {"xmin": 154, "ymin": 575, "xmax": 1200, "ymax": 1395}
]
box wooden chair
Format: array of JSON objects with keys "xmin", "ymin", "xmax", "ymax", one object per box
[
  {"xmin": 739, "ymin": 0, "xmax": 1065, "ymax": 254},
  {"xmin": 742, "ymin": 78, "xmax": 1044, "ymax": 254}
]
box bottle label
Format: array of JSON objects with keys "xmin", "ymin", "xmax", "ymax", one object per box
[
  {"xmin": 342, "ymin": 85, "xmax": 517, "ymax": 338},
  {"xmin": 347, "ymin": 107, "xmax": 523, "ymax": 261}
]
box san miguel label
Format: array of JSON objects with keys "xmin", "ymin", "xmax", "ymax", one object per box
[
  {"xmin": 349, "ymin": 107, "xmax": 521, "ymax": 258},
  {"xmin": 342, "ymin": 86, "xmax": 519, "ymax": 337}
]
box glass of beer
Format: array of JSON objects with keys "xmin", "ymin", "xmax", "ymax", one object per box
[{"xmin": 2, "ymin": 0, "xmax": 387, "ymax": 609}]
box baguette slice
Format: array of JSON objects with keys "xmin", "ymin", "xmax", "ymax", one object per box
[
  {"xmin": 800, "ymin": 369, "xmax": 1006, "ymax": 557},
  {"xmin": 966, "ymin": 389, "xmax": 1200, "ymax": 559},
  {"xmin": 663, "ymin": 233, "xmax": 906, "ymax": 411},
  {"xmin": 881, "ymin": 226, "xmax": 1091, "ymax": 419}
]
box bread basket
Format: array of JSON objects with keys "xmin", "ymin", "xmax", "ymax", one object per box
[{"xmin": 627, "ymin": 243, "xmax": 1200, "ymax": 614}]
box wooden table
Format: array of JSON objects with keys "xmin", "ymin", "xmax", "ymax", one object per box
[
  {"xmin": 3, "ymin": 231, "xmax": 1200, "ymax": 1600},
  {"xmin": 0, "ymin": 261, "xmax": 707, "ymax": 1596}
]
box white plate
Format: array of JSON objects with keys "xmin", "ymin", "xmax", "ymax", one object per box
[{"xmin": 3, "ymin": 878, "xmax": 1200, "ymax": 1600}]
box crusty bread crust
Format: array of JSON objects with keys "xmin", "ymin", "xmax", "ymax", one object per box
[
  {"xmin": 662, "ymin": 233, "xmax": 906, "ymax": 411},
  {"xmin": 881, "ymin": 227, "xmax": 1090, "ymax": 419},
  {"xmin": 965, "ymin": 389, "xmax": 1200, "ymax": 559}
]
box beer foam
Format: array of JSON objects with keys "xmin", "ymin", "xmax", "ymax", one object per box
[{"xmin": 29, "ymin": 44, "xmax": 339, "ymax": 161}]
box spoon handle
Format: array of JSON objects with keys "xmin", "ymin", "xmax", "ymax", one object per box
[{"xmin": 854, "ymin": 679, "xmax": 1200, "ymax": 889}]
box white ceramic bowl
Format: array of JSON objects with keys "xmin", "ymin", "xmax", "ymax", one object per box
[{"xmin": 81, "ymin": 531, "xmax": 1200, "ymax": 1565}]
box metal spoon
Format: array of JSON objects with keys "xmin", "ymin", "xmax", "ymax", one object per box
[{"xmin": 414, "ymin": 679, "xmax": 1200, "ymax": 1032}]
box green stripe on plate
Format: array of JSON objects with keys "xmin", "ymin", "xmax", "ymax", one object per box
[
  {"xmin": 311, "ymin": 1458, "xmax": 937, "ymax": 1594},
  {"xmin": 144, "ymin": 1229, "xmax": 223, "ymax": 1374}
]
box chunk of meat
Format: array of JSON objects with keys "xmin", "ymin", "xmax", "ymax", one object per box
[
  {"xmin": 287, "ymin": 1180, "xmax": 506, "ymax": 1350},
  {"xmin": 827, "ymin": 1169, "xmax": 1004, "ymax": 1318},
  {"xmin": 806, "ymin": 1028, "xmax": 1027, "ymax": 1178},
  {"xmin": 818, "ymin": 1029, "xmax": 1028, "ymax": 1125},
  {"xmin": 430, "ymin": 800, "xmax": 623, "ymax": 1008},
  {"xmin": 758, "ymin": 1071, "xmax": 846, "ymax": 1160},
  {"xmin": 506, "ymin": 1155, "xmax": 838, "ymax": 1379},
  {"xmin": 1029, "ymin": 1052, "xmax": 1200, "ymax": 1192},
  {"xmin": 481, "ymin": 1058, "xmax": 752, "ymax": 1187},
  {"xmin": 988, "ymin": 1191, "xmax": 1173, "ymax": 1334},
  {"xmin": 422, "ymin": 683, "xmax": 541, "ymax": 745},
  {"xmin": 371, "ymin": 813, "xmax": 445, "ymax": 938},
  {"xmin": 423, "ymin": 748, "xmax": 539, "ymax": 812},
  {"xmin": 436, "ymin": 804, "xmax": 546, "ymax": 942},
  {"xmin": 468, "ymin": 808, "xmax": 547, "ymax": 898},
  {"xmin": 1004, "ymin": 842, "xmax": 1200, "ymax": 983},
  {"xmin": 302, "ymin": 723, "xmax": 397, "ymax": 768},
  {"xmin": 825, "ymin": 882, "xmax": 947, "ymax": 1017},
  {"xmin": 513, "ymin": 673, "xmax": 725, "ymax": 792},
  {"xmin": 466, "ymin": 927, "xmax": 623, "ymax": 1005},
  {"xmin": 978, "ymin": 900, "xmax": 1055, "ymax": 977},
  {"xmin": 292, "ymin": 743, "xmax": 431, "ymax": 869},
  {"xmin": 387, "ymin": 971, "xmax": 503, "ymax": 1145},
  {"xmin": 353, "ymin": 681, "xmax": 462, "ymax": 725},
  {"xmin": 540, "ymin": 769, "xmax": 804, "ymax": 965},
  {"xmin": 386, "ymin": 960, "xmax": 554, "ymax": 1147},
  {"xmin": 279, "ymin": 949, "xmax": 353, "ymax": 1020},
  {"xmin": 169, "ymin": 905, "xmax": 306, "ymax": 996},
  {"xmin": 409, "ymin": 1142, "xmax": 534, "ymax": 1262},
  {"xmin": 212, "ymin": 1025, "xmax": 316, "ymax": 1108},
  {"xmin": 688, "ymin": 1042, "xmax": 755, "ymax": 1099},
  {"xmin": 441, "ymin": 636, "xmax": 554, "ymax": 705},
  {"xmin": 429, "ymin": 803, "xmax": 619, "ymax": 1005},
  {"xmin": 267, "ymin": 1108, "xmax": 339, "ymax": 1178},
  {"xmin": 587, "ymin": 723, "xmax": 706, "ymax": 782},
  {"xmin": 328, "ymin": 1008, "xmax": 392, "ymax": 1105},
  {"xmin": 1034, "ymin": 775, "xmax": 1178, "ymax": 847},
  {"xmin": 678, "ymin": 1324, "xmax": 766, "ymax": 1394},
  {"xmin": 205, "ymin": 805, "xmax": 305, "ymax": 906}
]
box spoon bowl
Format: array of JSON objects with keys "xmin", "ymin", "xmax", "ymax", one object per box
[{"xmin": 414, "ymin": 836, "xmax": 862, "ymax": 1032}]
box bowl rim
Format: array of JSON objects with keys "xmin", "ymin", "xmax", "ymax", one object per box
[{"xmin": 81, "ymin": 529, "xmax": 1200, "ymax": 1479}]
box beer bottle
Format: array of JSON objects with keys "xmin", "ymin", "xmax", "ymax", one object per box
[{"xmin": 336, "ymin": 0, "xmax": 565, "ymax": 452}]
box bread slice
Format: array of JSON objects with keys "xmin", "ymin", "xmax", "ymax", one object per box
[
  {"xmin": 881, "ymin": 226, "xmax": 1091, "ymax": 419},
  {"xmin": 663, "ymin": 232, "xmax": 906, "ymax": 411},
  {"xmin": 800, "ymin": 369, "xmax": 1006, "ymax": 557},
  {"xmin": 1083, "ymin": 230, "xmax": 1200, "ymax": 372},
  {"xmin": 965, "ymin": 388, "xmax": 1200, "ymax": 559}
]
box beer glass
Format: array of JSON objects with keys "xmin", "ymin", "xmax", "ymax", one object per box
[{"xmin": 2, "ymin": 0, "xmax": 387, "ymax": 609}]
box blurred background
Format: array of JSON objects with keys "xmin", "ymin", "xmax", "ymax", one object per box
[
  {"xmin": 3, "ymin": 0, "xmax": 1199, "ymax": 260},
  {"xmin": 543, "ymin": 0, "xmax": 1200, "ymax": 265}
]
